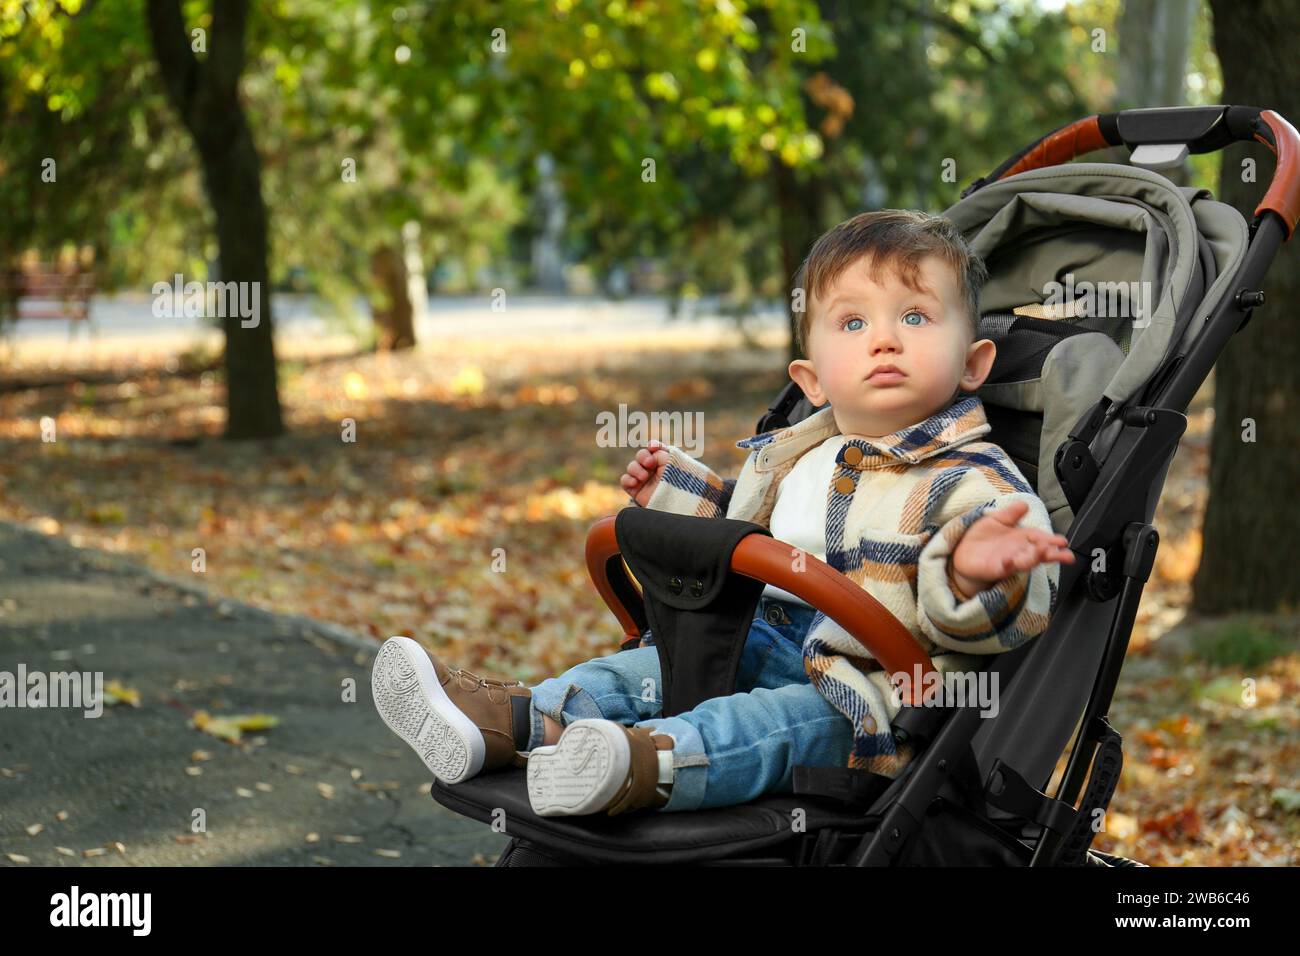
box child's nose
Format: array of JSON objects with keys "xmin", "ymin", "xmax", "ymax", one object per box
[{"xmin": 869, "ymin": 324, "xmax": 901, "ymax": 352}]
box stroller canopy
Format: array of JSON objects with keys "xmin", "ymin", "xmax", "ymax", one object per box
[{"xmin": 941, "ymin": 161, "xmax": 1250, "ymax": 530}]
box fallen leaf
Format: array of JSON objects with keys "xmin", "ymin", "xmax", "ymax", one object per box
[
  {"xmin": 102, "ymin": 680, "xmax": 141, "ymax": 708},
  {"xmin": 1143, "ymin": 806, "xmax": 1202, "ymax": 838},
  {"xmin": 191, "ymin": 710, "xmax": 280, "ymax": 743}
]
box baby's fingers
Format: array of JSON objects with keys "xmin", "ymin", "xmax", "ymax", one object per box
[
  {"xmin": 636, "ymin": 445, "xmax": 670, "ymax": 469},
  {"xmin": 987, "ymin": 500, "xmax": 1030, "ymax": 526},
  {"xmin": 1026, "ymin": 540, "xmax": 1076, "ymax": 567},
  {"xmin": 626, "ymin": 459, "xmax": 651, "ymax": 482},
  {"xmin": 1023, "ymin": 528, "xmax": 1067, "ymax": 548}
]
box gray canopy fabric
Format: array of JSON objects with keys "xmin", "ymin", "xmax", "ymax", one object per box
[
  {"xmin": 941, "ymin": 162, "xmax": 1249, "ymax": 531},
  {"xmin": 1176, "ymin": 186, "xmax": 1250, "ymax": 357},
  {"xmin": 944, "ymin": 162, "xmax": 1218, "ymax": 406}
]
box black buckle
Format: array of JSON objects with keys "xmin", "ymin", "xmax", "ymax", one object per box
[{"xmin": 983, "ymin": 759, "xmax": 1078, "ymax": 837}]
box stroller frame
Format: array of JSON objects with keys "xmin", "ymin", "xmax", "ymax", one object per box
[{"xmin": 427, "ymin": 105, "xmax": 1299, "ymax": 867}]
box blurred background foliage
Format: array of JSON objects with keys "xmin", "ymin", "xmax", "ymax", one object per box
[{"xmin": 1, "ymin": 0, "xmax": 1223, "ymax": 330}]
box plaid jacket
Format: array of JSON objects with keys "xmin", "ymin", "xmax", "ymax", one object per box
[{"xmin": 641, "ymin": 394, "xmax": 1060, "ymax": 778}]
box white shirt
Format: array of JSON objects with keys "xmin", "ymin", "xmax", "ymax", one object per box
[{"xmin": 761, "ymin": 433, "xmax": 849, "ymax": 607}]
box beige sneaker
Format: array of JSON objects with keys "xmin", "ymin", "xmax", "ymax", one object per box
[{"xmin": 372, "ymin": 636, "xmax": 531, "ymax": 784}]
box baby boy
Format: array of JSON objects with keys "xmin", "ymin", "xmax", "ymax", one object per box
[{"xmin": 372, "ymin": 209, "xmax": 1073, "ymax": 817}]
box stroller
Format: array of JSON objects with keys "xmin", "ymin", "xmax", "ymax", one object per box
[{"xmin": 428, "ymin": 104, "xmax": 1298, "ymax": 866}]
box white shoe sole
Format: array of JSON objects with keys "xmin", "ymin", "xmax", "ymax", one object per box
[
  {"xmin": 526, "ymin": 719, "xmax": 630, "ymax": 817},
  {"xmin": 371, "ymin": 636, "xmax": 485, "ymax": 784}
]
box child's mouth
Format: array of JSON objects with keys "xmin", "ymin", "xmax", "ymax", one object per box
[{"xmin": 866, "ymin": 367, "xmax": 908, "ymax": 386}]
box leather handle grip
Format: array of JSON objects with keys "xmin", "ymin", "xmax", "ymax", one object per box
[
  {"xmin": 1253, "ymin": 109, "xmax": 1300, "ymax": 240},
  {"xmin": 996, "ymin": 115, "xmax": 1112, "ymax": 180}
]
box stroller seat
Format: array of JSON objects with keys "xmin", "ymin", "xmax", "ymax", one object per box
[
  {"xmin": 426, "ymin": 104, "xmax": 1298, "ymax": 866},
  {"xmin": 433, "ymin": 771, "xmax": 881, "ymax": 866}
]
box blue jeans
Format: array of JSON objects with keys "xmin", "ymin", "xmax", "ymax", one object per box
[{"xmin": 526, "ymin": 596, "xmax": 854, "ymax": 812}]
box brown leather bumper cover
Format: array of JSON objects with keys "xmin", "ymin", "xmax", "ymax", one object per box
[
  {"xmin": 993, "ymin": 109, "xmax": 1300, "ymax": 242},
  {"xmin": 585, "ymin": 515, "xmax": 938, "ymax": 703},
  {"xmin": 1255, "ymin": 109, "xmax": 1300, "ymax": 241},
  {"xmin": 998, "ymin": 115, "xmax": 1111, "ymax": 181}
]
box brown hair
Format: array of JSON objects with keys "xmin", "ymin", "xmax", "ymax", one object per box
[{"xmin": 791, "ymin": 209, "xmax": 988, "ymax": 358}]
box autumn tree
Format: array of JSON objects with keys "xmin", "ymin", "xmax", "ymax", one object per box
[
  {"xmin": 146, "ymin": 0, "xmax": 283, "ymax": 439},
  {"xmin": 1193, "ymin": 0, "xmax": 1300, "ymax": 613}
]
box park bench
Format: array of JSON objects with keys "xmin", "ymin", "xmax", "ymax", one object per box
[{"xmin": 0, "ymin": 263, "xmax": 97, "ymax": 332}]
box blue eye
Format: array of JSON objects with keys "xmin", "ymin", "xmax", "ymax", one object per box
[
  {"xmin": 902, "ymin": 310, "xmax": 928, "ymax": 326},
  {"xmin": 840, "ymin": 315, "xmax": 865, "ymax": 331}
]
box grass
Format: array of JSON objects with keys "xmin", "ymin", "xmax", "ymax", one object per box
[{"xmin": 1190, "ymin": 614, "xmax": 1298, "ymax": 669}]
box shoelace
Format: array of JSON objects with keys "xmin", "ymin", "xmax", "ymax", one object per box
[{"xmin": 454, "ymin": 667, "xmax": 524, "ymax": 689}]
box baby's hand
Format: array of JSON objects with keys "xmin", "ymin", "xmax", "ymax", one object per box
[
  {"xmin": 620, "ymin": 439, "xmax": 671, "ymax": 507},
  {"xmin": 949, "ymin": 501, "xmax": 1075, "ymax": 599}
]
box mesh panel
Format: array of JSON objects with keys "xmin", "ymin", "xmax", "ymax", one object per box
[{"xmin": 983, "ymin": 314, "xmax": 1100, "ymax": 385}]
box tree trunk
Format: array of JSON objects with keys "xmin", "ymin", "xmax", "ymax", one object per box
[
  {"xmin": 1101, "ymin": 0, "xmax": 1197, "ymax": 186},
  {"xmin": 146, "ymin": 0, "xmax": 283, "ymax": 440},
  {"xmin": 369, "ymin": 242, "xmax": 416, "ymax": 351},
  {"xmin": 773, "ymin": 162, "xmax": 825, "ymax": 366},
  {"xmin": 1117, "ymin": 0, "xmax": 1197, "ymax": 110},
  {"xmin": 1192, "ymin": 0, "xmax": 1300, "ymax": 614}
]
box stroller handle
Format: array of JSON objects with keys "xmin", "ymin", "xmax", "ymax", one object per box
[
  {"xmin": 964, "ymin": 104, "xmax": 1300, "ymax": 240},
  {"xmin": 585, "ymin": 515, "xmax": 939, "ymax": 700}
]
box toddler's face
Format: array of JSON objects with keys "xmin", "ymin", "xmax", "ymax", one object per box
[{"xmin": 788, "ymin": 254, "xmax": 996, "ymax": 437}]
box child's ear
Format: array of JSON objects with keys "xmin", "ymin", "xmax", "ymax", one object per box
[
  {"xmin": 788, "ymin": 358, "xmax": 827, "ymax": 407},
  {"xmin": 959, "ymin": 339, "xmax": 997, "ymax": 392}
]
